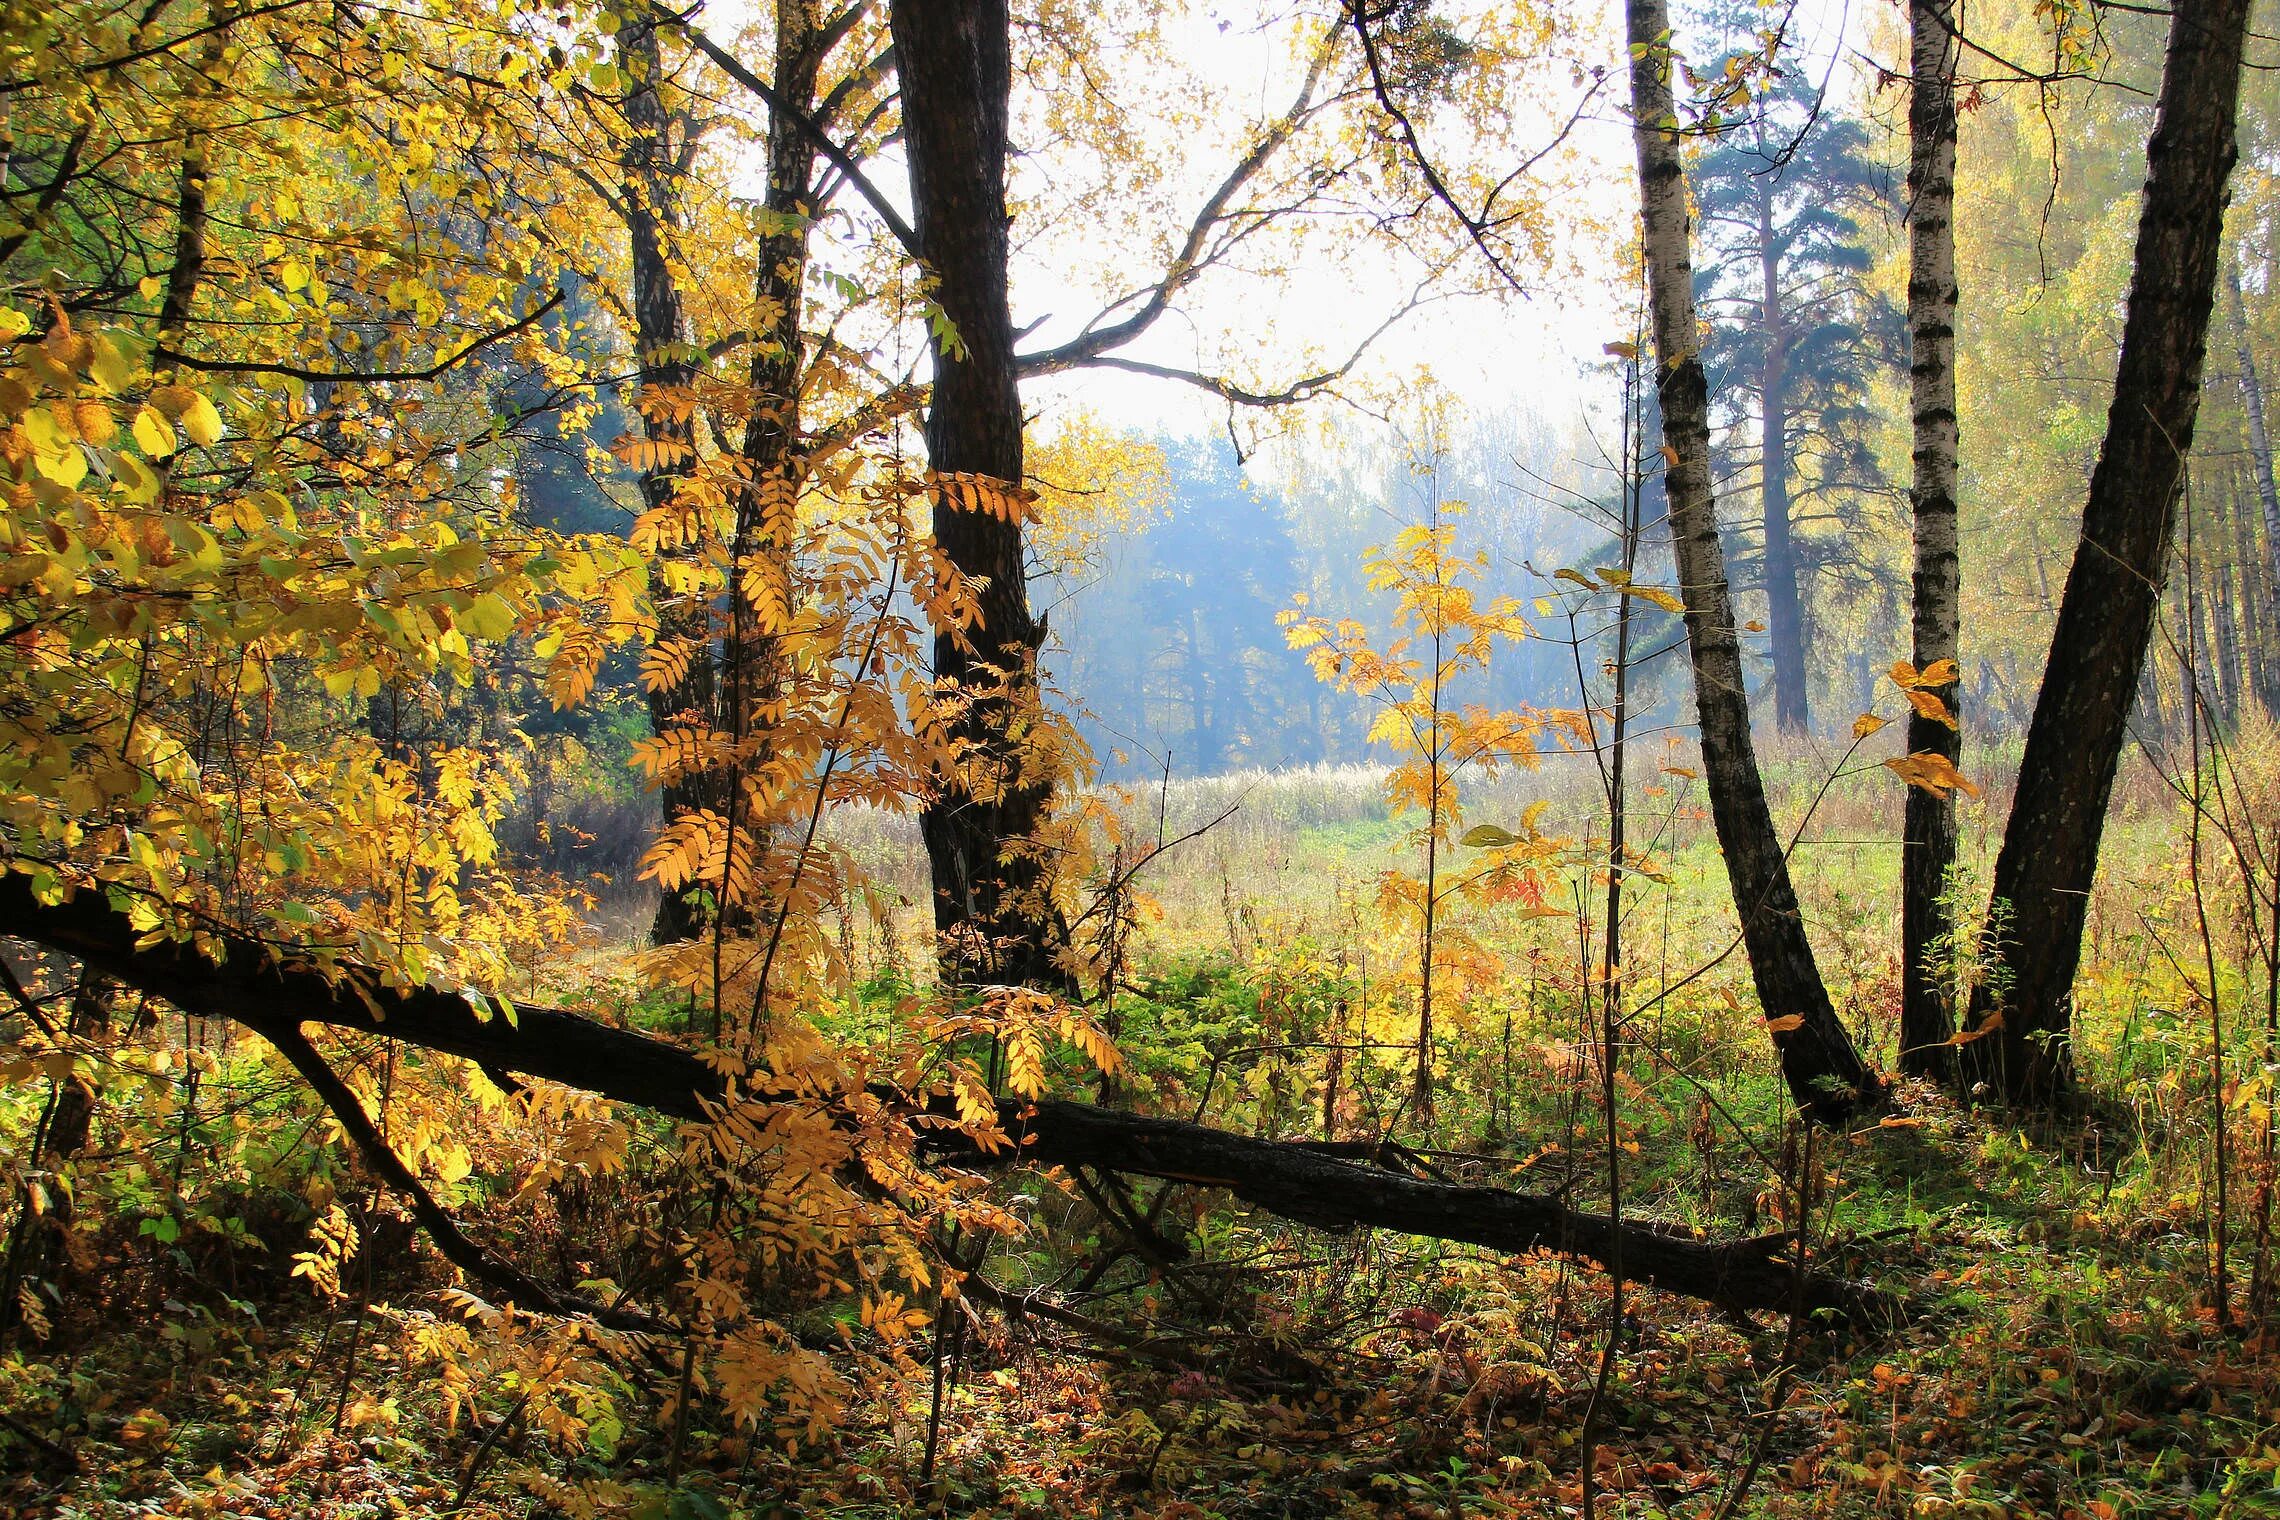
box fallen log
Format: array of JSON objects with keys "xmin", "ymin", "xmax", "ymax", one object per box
[{"xmin": 0, "ymin": 875, "xmax": 1899, "ymax": 1324}]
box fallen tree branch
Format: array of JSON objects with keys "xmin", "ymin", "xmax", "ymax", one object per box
[
  {"xmin": 0, "ymin": 875, "xmax": 1901, "ymax": 1325},
  {"xmin": 259, "ymin": 1021, "xmax": 668, "ymax": 1335}
]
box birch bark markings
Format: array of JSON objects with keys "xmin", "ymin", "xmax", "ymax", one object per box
[
  {"xmin": 2228, "ymin": 262, "xmax": 2280, "ymax": 601},
  {"xmin": 1900, "ymin": 0, "xmax": 1962, "ymax": 1078},
  {"xmin": 1625, "ymin": 0, "xmax": 1881, "ymax": 1122}
]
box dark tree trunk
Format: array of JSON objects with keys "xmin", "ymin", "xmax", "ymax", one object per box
[
  {"xmin": 726, "ymin": 0, "xmax": 822, "ymax": 746},
  {"xmin": 620, "ymin": 16, "xmax": 716, "ymax": 945},
  {"xmin": 1960, "ymin": 0, "xmax": 2251, "ymax": 1106},
  {"xmin": 893, "ymin": 0, "xmax": 1075, "ymax": 992},
  {"xmin": 1759, "ymin": 190, "xmax": 1809, "ymax": 735},
  {"xmin": 1902, "ymin": 0, "xmax": 1963, "ymax": 1080},
  {"xmin": 1626, "ymin": 0, "xmax": 1882, "ymax": 1123}
]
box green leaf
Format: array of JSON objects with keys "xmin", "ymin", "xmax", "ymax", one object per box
[{"xmin": 1462, "ymin": 824, "xmax": 1520, "ymax": 849}]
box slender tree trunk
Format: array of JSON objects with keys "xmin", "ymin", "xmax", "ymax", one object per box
[
  {"xmin": 1960, "ymin": 0, "xmax": 2251, "ymax": 1106},
  {"xmin": 1417, "ymin": 645, "xmax": 1444, "ymax": 1122},
  {"xmin": 725, "ymin": 0, "xmax": 822, "ymax": 751},
  {"xmin": 1625, "ymin": 0, "xmax": 1882, "ymax": 1123},
  {"xmin": 2228, "ymin": 262, "xmax": 2280, "ymax": 598},
  {"xmin": 2205, "ymin": 490, "xmax": 2242, "ymax": 721},
  {"xmin": 1759, "ymin": 188, "xmax": 1809, "ymax": 735},
  {"xmin": 2230, "ymin": 465, "xmax": 2280, "ymax": 712},
  {"xmin": 894, "ymin": 0, "xmax": 1076, "ymax": 992},
  {"xmin": 1902, "ymin": 0, "xmax": 1963, "ymax": 1080}
]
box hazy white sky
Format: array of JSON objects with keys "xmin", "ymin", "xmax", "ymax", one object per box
[{"xmin": 1009, "ymin": 0, "xmax": 1880, "ymax": 462}]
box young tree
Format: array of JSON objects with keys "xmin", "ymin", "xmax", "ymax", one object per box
[
  {"xmin": 1959, "ymin": 0, "xmax": 2253, "ymax": 1106},
  {"xmin": 1282, "ymin": 500, "xmax": 1547, "ymax": 1122},
  {"xmin": 1691, "ymin": 52, "xmax": 1896, "ymax": 736},
  {"xmin": 1625, "ymin": 0, "xmax": 1884, "ymax": 1122},
  {"xmin": 1900, "ymin": 0, "xmax": 1964, "ymax": 1076}
]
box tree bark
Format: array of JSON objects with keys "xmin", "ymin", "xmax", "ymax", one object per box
[
  {"xmin": 619, "ymin": 16, "xmax": 716, "ymax": 945},
  {"xmin": 893, "ymin": 0, "xmax": 1075, "ymax": 992},
  {"xmin": 725, "ymin": 0, "xmax": 823, "ymax": 747},
  {"xmin": 0, "ymin": 876, "xmax": 1895, "ymax": 1323},
  {"xmin": 1960, "ymin": 0, "xmax": 2250, "ymax": 1106},
  {"xmin": 2228, "ymin": 262, "xmax": 2280, "ymax": 600},
  {"xmin": 1626, "ymin": 0, "xmax": 1882, "ymax": 1123},
  {"xmin": 2229, "ymin": 464, "xmax": 2280, "ymax": 712},
  {"xmin": 1759, "ymin": 187, "xmax": 1809, "ymax": 735},
  {"xmin": 1902, "ymin": 0, "xmax": 1963, "ymax": 1080},
  {"xmin": 2201, "ymin": 492, "xmax": 2241, "ymax": 720}
]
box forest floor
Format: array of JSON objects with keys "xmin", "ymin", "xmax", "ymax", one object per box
[
  {"xmin": 6, "ymin": 750, "xmax": 2278, "ymax": 1518},
  {"xmin": 6, "ymin": 1081, "xmax": 2276, "ymax": 1519}
]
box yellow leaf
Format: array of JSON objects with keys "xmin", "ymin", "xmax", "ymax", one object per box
[
  {"xmin": 113, "ymin": 451, "xmax": 160, "ymax": 503},
  {"xmin": 133, "ymin": 405, "xmax": 177, "ymax": 458},
  {"xmin": 1884, "ymin": 751, "xmax": 1981, "ymax": 798},
  {"xmin": 1852, "ymin": 713, "xmax": 1890, "ymax": 740},
  {"xmin": 1765, "ymin": 1014, "xmax": 1805, "ymax": 1035},
  {"xmin": 179, "ymin": 391, "xmax": 223, "ymax": 447},
  {"xmin": 1904, "ymin": 687, "xmax": 1958, "ymax": 729},
  {"xmin": 34, "ymin": 442, "xmax": 86, "ymax": 487}
]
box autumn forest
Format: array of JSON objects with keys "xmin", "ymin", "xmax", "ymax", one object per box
[{"xmin": 3, "ymin": 0, "xmax": 2280, "ymax": 1514}]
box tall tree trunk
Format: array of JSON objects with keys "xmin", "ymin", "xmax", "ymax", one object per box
[
  {"xmin": 2231, "ymin": 465, "xmax": 2280, "ymax": 712},
  {"xmin": 620, "ymin": 15, "xmax": 716, "ymax": 945},
  {"xmin": 1625, "ymin": 0, "xmax": 1882, "ymax": 1123},
  {"xmin": 894, "ymin": 0, "xmax": 1075, "ymax": 992},
  {"xmin": 2228, "ymin": 262, "xmax": 2280, "ymax": 598},
  {"xmin": 1901, "ymin": 0, "xmax": 1963, "ymax": 1080},
  {"xmin": 1759, "ymin": 187, "xmax": 1809, "ymax": 735},
  {"xmin": 2203, "ymin": 488, "xmax": 2242, "ymax": 721},
  {"xmin": 725, "ymin": 0, "xmax": 822, "ymax": 761},
  {"xmin": 1960, "ymin": 0, "xmax": 2250, "ymax": 1106}
]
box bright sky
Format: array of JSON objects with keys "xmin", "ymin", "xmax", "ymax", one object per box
[
  {"xmin": 695, "ymin": 0, "xmax": 1883, "ymax": 485},
  {"xmin": 1010, "ymin": 0, "xmax": 1881, "ymax": 476}
]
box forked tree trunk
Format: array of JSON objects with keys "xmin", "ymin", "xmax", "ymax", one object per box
[
  {"xmin": 1960, "ymin": 0, "xmax": 2251, "ymax": 1106},
  {"xmin": 1625, "ymin": 0, "xmax": 1882, "ymax": 1123},
  {"xmin": 1901, "ymin": 0, "xmax": 1963, "ymax": 1079},
  {"xmin": 893, "ymin": 0, "xmax": 1076, "ymax": 992}
]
